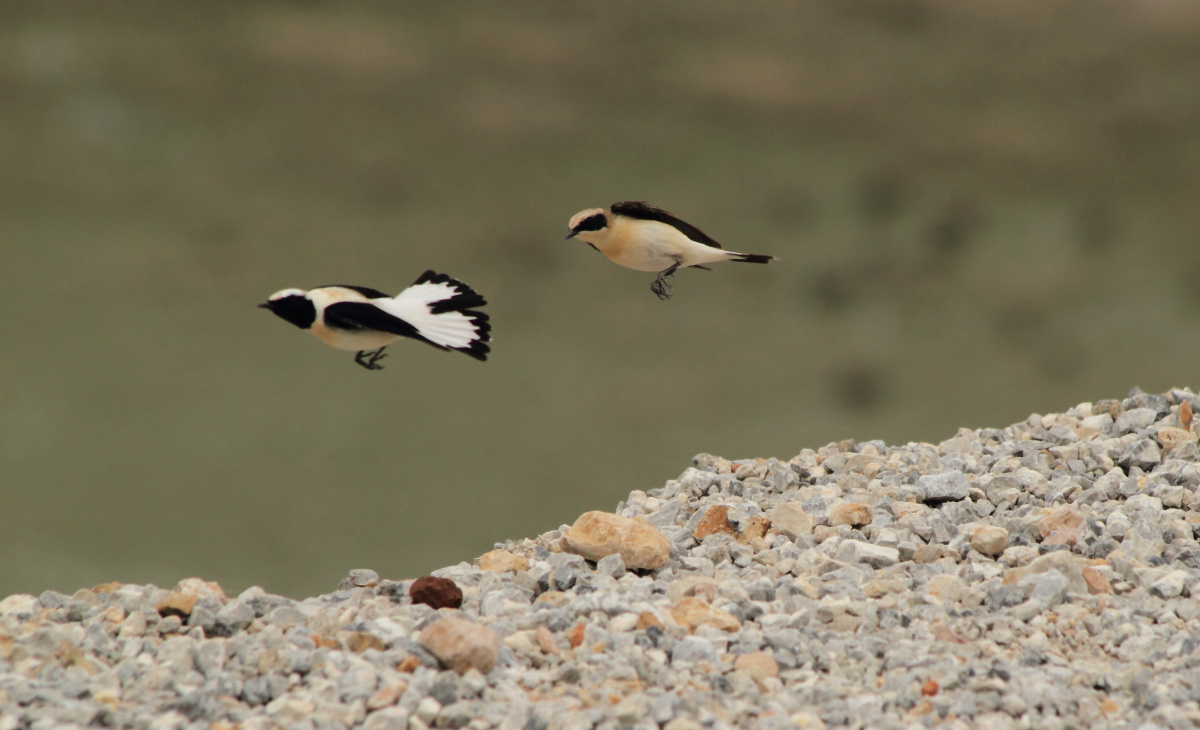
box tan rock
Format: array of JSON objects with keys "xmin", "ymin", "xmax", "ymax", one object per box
[
  {"xmin": 666, "ymin": 576, "xmax": 719, "ymax": 603},
  {"xmin": 562, "ymin": 511, "xmax": 670, "ymax": 570},
  {"xmin": 478, "ymin": 550, "xmax": 529, "ymax": 574},
  {"xmin": 155, "ymin": 593, "xmax": 197, "ymax": 619},
  {"xmin": 1156, "ymin": 426, "xmax": 1196, "ymax": 454},
  {"xmin": 366, "ymin": 681, "xmax": 407, "ymax": 710},
  {"xmin": 925, "ymin": 574, "xmax": 966, "ymax": 602},
  {"xmin": 535, "ymin": 626, "xmax": 560, "ymax": 655},
  {"xmin": 970, "ymin": 525, "xmax": 1009, "ymax": 556},
  {"xmin": 829, "ymin": 502, "xmax": 872, "ymax": 528},
  {"xmin": 1082, "ymin": 566, "xmax": 1112, "ymax": 594},
  {"xmin": 669, "ymin": 597, "xmax": 739, "ymax": 633},
  {"xmin": 912, "ymin": 544, "xmax": 947, "ymax": 564},
  {"xmin": 635, "ymin": 611, "xmax": 662, "ymax": 630},
  {"xmin": 733, "ymin": 651, "xmax": 779, "ymax": 683},
  {"xmin": 863, "ymin": 579, "xmax": 907, "ymax": 598},
  {"xmin": 418, "ymin": 617, "xmax": 499, "ymax": 675},
  {"xmin": 1038, "ymin": 508, "xmax": 1084, "ymax": 547},
  {"xmin": 693, "ymin": 505, "xmax": 737, "ymax": 540},
  {"xmin": 891, "ymin": 502, "xmax": 930, "ymax": 520}
]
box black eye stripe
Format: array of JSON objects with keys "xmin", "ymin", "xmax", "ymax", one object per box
[{"xmin": 576, "ymin": 213, "xmax": 606, "ymax": 233}]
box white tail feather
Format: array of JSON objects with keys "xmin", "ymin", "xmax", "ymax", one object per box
[{"xmin": 376, "ymin": 284, "xmax": 484, "ymax": 350}]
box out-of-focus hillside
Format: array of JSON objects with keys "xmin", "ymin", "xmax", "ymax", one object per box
[{"xmin": 2, "ymin": 1, "xmax": 1199, "ymax": 598}]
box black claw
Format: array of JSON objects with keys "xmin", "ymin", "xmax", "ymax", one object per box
[
  {"xmin": 354, "ymin": 348, "xmax": 388, "ymax": 370},
  {"xmin": 651, "ymin": 259, "xmax": 682, "ymax": 300}
]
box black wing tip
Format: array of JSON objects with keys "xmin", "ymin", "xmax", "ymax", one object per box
[
  {"xmin": 413, "ymin": 270, "xmax": 489, "ymax": 313},
  {"xmin": 452, "ymin": 310, "xmax": 491, "ymax": 361},
  {"xmin": 734, "ymin": 253, "xmax": 774, "ymax": 264},
  {"xmin": 457, "ymin": 340, "xmax": 490, "ymax": 361}
]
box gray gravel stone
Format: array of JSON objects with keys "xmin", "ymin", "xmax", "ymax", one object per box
[{"xmin": 918, "ymin": 470, "xmax": 971, "ymax": 502}]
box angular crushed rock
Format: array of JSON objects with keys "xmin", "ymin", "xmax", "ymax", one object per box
[{"xmin": 3, "ymin": 389, "xmax": 1200, "ymax": 729}]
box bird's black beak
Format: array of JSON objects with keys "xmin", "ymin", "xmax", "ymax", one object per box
[
  {"xmin": 257, "ymin": 302, "xmax": 273, "ymax": 309},
  {"xmin": 565, "ymin": 229, "xmax": 579, "ymax": 239}
]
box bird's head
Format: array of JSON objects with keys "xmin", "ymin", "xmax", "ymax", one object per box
[
  {"xmin": 565, "ymin": 207, "xmax": 610, "ymax": 244},
  {"xmin": 259, "ymin": 288, "xmax": 317, "ymax": 329}
]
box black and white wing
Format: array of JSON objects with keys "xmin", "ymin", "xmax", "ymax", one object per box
[{"xmin": 376, "ymin": 270, "xmax": 491, "ymax": 360}]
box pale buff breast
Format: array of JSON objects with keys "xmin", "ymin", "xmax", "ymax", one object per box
[
  {"xmin": 599, "ymin": 219, "xmax": 733, "ymax": 271},
  {"xmin": 307, "ymin": 287, "xmax": 403, "ymax": 352}
]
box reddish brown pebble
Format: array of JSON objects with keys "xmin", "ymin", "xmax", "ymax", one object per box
[
  {"xmin": 693, "ymin": 505, "xmax": 737, "ymax": 540},
  {"xmin": 921, "ymin": 680, "xmax": 939, "ymax": 696},
  {"xmin": 1182, "ymin": 401, "xmax": 1193, "ymax": 430},
  {"xmin": 396, "ymin": 655, "xmax": 421, "ymax": 673},
  {"xmin": 568, "ymin": 622, "xmax": 586, "ymax": 649},
  {"xmin": 409, "ymin": 576, "xmax": 463, "ymax": 610},
  {"xmin": 737, "ymin": 515, "xmax": 772, "ymax": 544}
]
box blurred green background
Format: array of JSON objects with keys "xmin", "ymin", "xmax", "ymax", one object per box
[{"xmin": 3, "ymin": 2, "xmax": 1199, "ymax": 600}]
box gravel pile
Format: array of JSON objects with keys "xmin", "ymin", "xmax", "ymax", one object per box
[{"xmin": 4, "ymin": 389, "xmax": 1200, "ymax": 729}]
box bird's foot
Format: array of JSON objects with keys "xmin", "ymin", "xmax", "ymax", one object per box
[
  {"xmin": 650, "ymin": 277, "xmax": 673, "ymax": 300},
  {"xmin": 354, "ymin": 348, "xmax": 388, "ymax": 370}
]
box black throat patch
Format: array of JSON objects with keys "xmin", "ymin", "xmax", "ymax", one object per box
[{"xmin": 264, "ymin": 295, "xmax": 317, "ymax": 330}]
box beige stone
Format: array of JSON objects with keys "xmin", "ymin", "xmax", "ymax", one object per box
[
  {"xmin": 970, "ymin": 525, "xmax": 1009, "ymax": 556},
  {"xmin": 418, "ymin": 617, "xmax": 499, "ymax": 674},
  {"xmin": 769, "ymin": 502, "xmax": 814, "ymax": 538},
  {"xmin": 912, "ymin": 544, "xmax": 946, "ymax": 564},
  {"xmin": 366, "ymin": 681, "xmax": 407, "ymax": 710},
  {"xmin": 926, "ymin": 574, "xmax": 966, "ymax": 602},
  {"xmin": 477, "ymin": 550, "xmax": 529, "ymax": 574},
  {"xmin": 1156, "ymin": 426, "xmax": 1196, "ymax": 454},
  {"xmin": 1038, "ymin": 508, "xmax": 1084, "ymax": 546},
  {"xmin": 155, "ymin": 592, "xmax": 197, "ymax": 618},
  {"xmin": 829, "ymin": 502, "xmax": 872, "ymax": 527},
  {"xmin": 733, "ymin": 651, "xmax": 779, "ymax": 683},
  {"xmin": 535, "ymin": 626, "xmax": 560, "ymax": 655},
  {"xmin": 669, "ymin": 597, "xmax": 740, "ymax": 633},
  {"xmin": 562, "ymin": 511, "xmax": 670, "ymax": 570},
  {"xmin": 1082, "ymin": 566, "xmax": 1112, "ymax": 595}
]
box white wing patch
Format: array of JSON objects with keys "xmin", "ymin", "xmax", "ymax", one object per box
[{"xmin": 376, "ymin": 281, "xmax": 482, "ymax": 350}]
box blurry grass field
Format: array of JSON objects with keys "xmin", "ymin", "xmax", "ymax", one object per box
[{"xmin": 2, "ymin": 1, "xmax": 1199, "ymax": 598}]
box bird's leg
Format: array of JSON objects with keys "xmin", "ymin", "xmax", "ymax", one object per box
[
  {"xmin": 651, "ymin": 258, "xmax": 683, "ymax": 300},
  {"xmin": 354, "ymin": 347, "xmax": 389, "ymax": 370}
]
